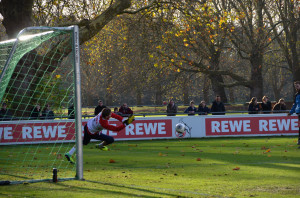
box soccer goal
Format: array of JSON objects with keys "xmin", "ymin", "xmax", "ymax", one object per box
[{"xmin": 0, "ymin": 26, "xmax": 83, "ymax": 184}]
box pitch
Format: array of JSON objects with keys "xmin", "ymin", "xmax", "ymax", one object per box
[{"xmin": 1, "ymin": 136, "xmax": 299, "ymax": 197}]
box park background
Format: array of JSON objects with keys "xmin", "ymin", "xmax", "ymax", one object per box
[{"xmin": 0, "ymin": 0, "xmax": 299, "ymax": 111}]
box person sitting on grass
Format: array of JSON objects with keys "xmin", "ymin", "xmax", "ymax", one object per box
[{"xmin": 65, "ymin": 108, "xmax": 135, "ymax": 164}]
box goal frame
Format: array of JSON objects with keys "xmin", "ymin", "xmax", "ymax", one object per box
[{"xmin": 0, "ymin": 25, "xmax": 83, "ymax": 183}]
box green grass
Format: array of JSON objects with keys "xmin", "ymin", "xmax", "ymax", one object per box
[{"xmin": 1, "ymin": 137, "xmax": 300, "ymax": 197}]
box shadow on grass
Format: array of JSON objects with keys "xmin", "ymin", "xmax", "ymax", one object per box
[
  {"xmin": 82, "ymin": 179, "xmax": 225, "ymax": 198},
  {"xmin": 56, "ymin": 179, "xmax": 178, "ymax": 198}
]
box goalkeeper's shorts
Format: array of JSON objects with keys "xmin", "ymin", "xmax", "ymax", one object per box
[{"xmin": 83, "ymin": 124, "xmax": 114, "ymax": 145}]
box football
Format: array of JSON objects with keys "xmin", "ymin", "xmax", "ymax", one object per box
[{"xmin": 175, "ymin": 123, "xmax": 185, "ymax": 133}]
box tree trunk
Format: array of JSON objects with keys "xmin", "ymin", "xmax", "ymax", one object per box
[
  {"xmin": 0, "ymin": 0, "xmax": 33, "ymax": 39},
  {"xmin": 209, "ymin": 74, "xmax": 228, "ymax": 103},
  {"xmin": 203, "ymin": 75, "xmax": 209, "ymax": 103},
  {"xmin": 155, "ymin": 84, "xmax": 162, "ymax": 105},
  {"xmin": 208, "ymin": 50, "xmax": 228, "ymax": 103},
  {"xmin": 228, "ymin": 87, "xmax": 235, "ymax": 103},
  {"xmin": 136, "ymin": 90, "xmax": 142, "ymax": 106},
  {"xmin": 183, "ymin": 79, "xmax": 189, "ymax": 105},
  {"xmin": 105, "ymin": 71, "xmax": 113, "ymax": 106},
  {"xmin": 249, "ymin": 49, "xmax": 263, "ymax": 99}
]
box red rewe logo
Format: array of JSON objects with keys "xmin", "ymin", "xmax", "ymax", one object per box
[
  {"xmin": 175, "ymin": 130, "xmax": 186, "ymax": 138},
  {"xmin": 105, "ymin": 119, "xmax": 173, "ymax": 139}
]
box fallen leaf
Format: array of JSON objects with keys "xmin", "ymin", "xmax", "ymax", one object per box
[
  {"xmin": 232, "ymin": 167, "xmax": 240, "ymax": 170},
  {"xmin": 56, "ymin": 154, "xmax": 62, "ymax": 159}
]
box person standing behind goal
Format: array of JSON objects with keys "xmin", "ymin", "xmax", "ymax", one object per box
[
  {"xmin": 288, "ymin": 81, "xmax": 300, "ymax": 148},
  {"xmin": 65, "ymin": 108, "xmax": 135, "ymax": 164}
]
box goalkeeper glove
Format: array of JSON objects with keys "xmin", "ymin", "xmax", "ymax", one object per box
[{"xmin": 123, "ymin": 115, "xmax": 135, "ymax": 126}]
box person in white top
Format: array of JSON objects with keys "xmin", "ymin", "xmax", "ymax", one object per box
[{"xmin": 65, "ymin": 108, "xmax": 135, "ymax": 164}]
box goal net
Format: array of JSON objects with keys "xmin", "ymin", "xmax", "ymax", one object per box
[{"xmin": 0, "ymin": 26, "xmax": 83, "ymax": 184}]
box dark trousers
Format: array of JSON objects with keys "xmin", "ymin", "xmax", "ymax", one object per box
[
  {"xmin": 298, "ymin": 115, "xmax": 300, "ymax": 141},
  {"xmin": 83, "ymin": 124, "xmax": 114, "ymax": 145}
]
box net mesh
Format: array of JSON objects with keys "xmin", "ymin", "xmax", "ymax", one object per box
[{"xmin": 0, "ymin": 27, "xmax": 78, "ymax": 183}]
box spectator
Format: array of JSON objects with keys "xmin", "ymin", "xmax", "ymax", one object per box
[
  {"xmin": 0, "ymin": 102, "xmax": 12, "ymax": 121},
  {"xmin": 68, "ymin": 104, "xmax": 75, "ymax": 119},
  {"xmin": 287, "ymin": 81, "xmax": 300, "ymax": 147},
  {"xmin": 272, "ymin": 98, "xmax": 287, "ymax": 113},
  {"xmin": 42, "ymin": 104, "xmax": 55, "ymax": 119},
  {"xmin": 211, "ymin": 95, "xmax": 225, "ymax": 115},
  {"xmin": 248, "ymin": 97, "xmax": 260, "ymax": 114},
  {"xmin": 184, "ymin": 101, "xmax": 197, "ymax": 116},
  {"xmin": 197, "ymin": 100, "xmax": 210, "ymax": 115},
  {"xmin": 166, "ymin": 99, "xmax": 178, "ymax": 116},
  {"xmin": 261, "ymin": 96, "xmax": 272, "ymax": 114},
  {"xmin": 118, "ymin": 103, "xmax": 133, "ymax": 117},
  {"xmin": 114, "ymin": 107, "xmax": 122, "ymax": 115},
  {"xmin": 94, "ymin": 100, "xmax": 107, "ymax": 115},
  {"xmin": 30, "ymin": 104, "xmax": 41, "ymax": 119}
]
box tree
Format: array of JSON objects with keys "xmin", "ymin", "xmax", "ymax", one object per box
[
  {"xmin": 263, "ymin": 0, "xmax": 299, "ymax": 83},
  {"xmin": 151, "ymin": 0, "xmax": 230, "ymax": 102},
  {"xmin": 0, "ymin": 0, "xmax": 159, "ymax": 115}
]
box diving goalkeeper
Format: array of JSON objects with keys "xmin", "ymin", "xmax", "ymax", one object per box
[{"xmin": 65, "ymin": 108, "xmax": 135, "ymax": 164}]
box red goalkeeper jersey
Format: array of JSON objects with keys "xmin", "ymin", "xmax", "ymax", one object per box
[{"xmin": 86, "ymin": 112, "xmax": 125, "ymax": 134}]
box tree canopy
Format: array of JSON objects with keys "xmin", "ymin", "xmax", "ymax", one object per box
[{"xmin": 0, "ymin": 0, "xmax": 298, "ymax": 107}]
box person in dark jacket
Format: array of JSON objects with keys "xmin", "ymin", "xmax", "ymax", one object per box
[
  {"xmin": 184, "ymin": 101, "xmax": 197, "ymax": 116},
  {"xmin": 288, "ymin": 81, "xmax": 300, "ymax": 147},
  {"xmin": 94, "ymin": 100, "xmax": 107, "ymax": 115},
  {"xmin": 0, "ymin": 102, "xmax": 12, "ymax": 121},
  {"xmin": 261, "ymin": 96, "xmax": 272, "ymax": 114},
  {"xmin": 211, "ymin": 96, "xmax": 225, "ymax": 115},
  {"xmin": 166, "ymin": 99, "xmax": 178, "ymax": 116},
  {"xmin": 248, "ymin": 97, "xmax": 260, "ymax": 114},
  {"xmin": 118, "ymin": 103, "xmax": 133, "ymax": 117},
  {"xmin": 68, "ymin": 104, "xmax": 75, "ymax": 119},
  {"xmin": 41, "ymin": 104, "xmax": 55, "ymax": 119},
  {"xmin": 272, "ymin": 98, "xmax": 287, "ymax": 113},
  {"xmin": 30, "ymin": 104, "xmax": 42, "ymax": 119},
  {"xmin": 198, "ymin": 101, "xmax": 210, "ymax": 115}
]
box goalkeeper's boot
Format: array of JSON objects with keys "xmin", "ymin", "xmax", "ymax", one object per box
[
  {"xmin": 127, "ymin": 115, "xmax": 135, "ymax": 124},
  {"xmin": 65, "ymin": 153, "xmax": 75, "ymax": 164},
  {"xmin": 96, "ymin": 144, "xmax": 109, "ymax": 151}
]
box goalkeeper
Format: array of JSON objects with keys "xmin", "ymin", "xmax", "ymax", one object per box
[{"xmin": 65, "ymin": 108, "xmax": 135, "ymax": 164}]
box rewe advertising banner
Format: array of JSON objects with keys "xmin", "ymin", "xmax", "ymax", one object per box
[
  {"xmin": 205, "ymin": 116, "xmax": 299, "ymax": 136},
  {"xmin": 0, "ymin": 119, "xmax": 173, "ymax": 145},
  {"xmin": 0, "ymin": 115, "xmax": 298, "ymax": 145}
]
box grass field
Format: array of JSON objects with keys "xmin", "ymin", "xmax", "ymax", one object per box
[{"xmin": 1, "ymin": 136, "xmax": 300, "ymax": 198}]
